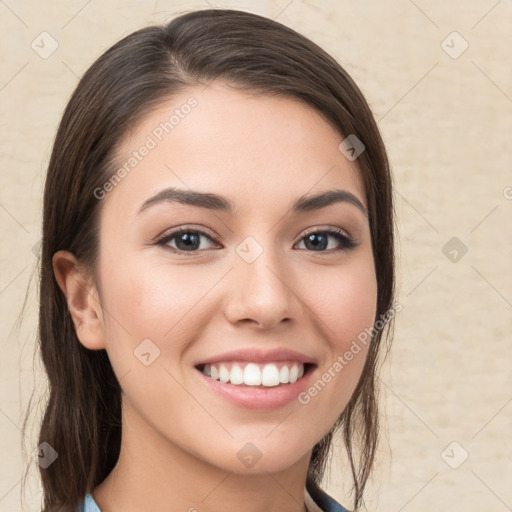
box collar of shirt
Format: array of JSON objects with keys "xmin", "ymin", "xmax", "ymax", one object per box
[{"xmin": 79, "ymin": 481, "xmax": 350, "ymax": 512}]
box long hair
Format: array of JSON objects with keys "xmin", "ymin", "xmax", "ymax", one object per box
[{"xmin": 22, "ymin": 8, "xmax": 395, "ymax": 511}]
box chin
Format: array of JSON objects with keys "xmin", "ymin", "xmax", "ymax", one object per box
[{"xmin": 201, "ymin": 438, "xmax": 312, "ymax": 475}]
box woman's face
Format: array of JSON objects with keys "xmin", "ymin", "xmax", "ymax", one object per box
[{"xmin": 88, "ymin": 82, "xmax": 377, "ymax": 474}]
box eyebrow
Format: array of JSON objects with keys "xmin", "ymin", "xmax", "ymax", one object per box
[{"xmin": 137, "ymin": 187, "xmax": 367, "ymax": 217}]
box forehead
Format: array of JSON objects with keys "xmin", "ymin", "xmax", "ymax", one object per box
[{"xmin": 104, "ymin": 82, "xmax": 366, "ymax": 216}]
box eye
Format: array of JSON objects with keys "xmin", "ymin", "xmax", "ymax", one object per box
[
  {"xmin": 155, "ymin": 226, "xmax": 359, "ymax": 255},
  {"xmin": 156, "ymin": 228, "xmax": 219, "ymax": 253},
  {"xmin": 295, "ymin": 228, "xmax": 358, "ymax": 253}
]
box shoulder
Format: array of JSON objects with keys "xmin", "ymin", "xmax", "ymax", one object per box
[{"xmin": 305, "ymin": 477, "xmax": 352, "ymax": 512}]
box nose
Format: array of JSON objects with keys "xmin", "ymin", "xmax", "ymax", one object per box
[{"xmin": 223, "ymin": 245, "xmax": 301, "ymax": 330}]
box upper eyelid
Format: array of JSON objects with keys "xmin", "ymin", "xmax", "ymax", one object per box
[
  {"xmin": 157, "ymin": 226, "xmax": 219, "ymax": 243},
  {"xmin": 157, "ymin": 224, "xmax": 352, "ymax": 237},
  {"xmin": 301, "ymin": 225, "xmax": 351, "ymax": 238}
]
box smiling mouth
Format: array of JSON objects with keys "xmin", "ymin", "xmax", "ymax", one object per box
[{"xmin": 195, "ymin": 362, "xmax": 316, "ymax": 387}]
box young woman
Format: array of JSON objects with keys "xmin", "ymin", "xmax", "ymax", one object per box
[{"xmin": 31, "ymin": 8, "xmax": 395, "ymax": 512}]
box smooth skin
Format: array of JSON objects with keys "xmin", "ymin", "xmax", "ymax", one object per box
[{"xmin": 53, "ymin": 81, "xmax": 377, "ymax": 512}]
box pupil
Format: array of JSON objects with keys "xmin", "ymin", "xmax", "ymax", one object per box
[
  {"xmin": 177, "ymin": 233, "xmax": 199, "ymax": 250},
  {"xmin": 306, "ymin": 233, "xmax": 327, "ymax": 251}
]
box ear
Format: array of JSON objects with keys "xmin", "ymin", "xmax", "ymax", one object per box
[{"xmin": 52, "ymin": 250, "xmax": 106, "ymax": 350}]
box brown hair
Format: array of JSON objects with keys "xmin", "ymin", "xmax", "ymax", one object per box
[{"xmin": 23, "ymin": 8, "xmax": 395, "ymax": 511}]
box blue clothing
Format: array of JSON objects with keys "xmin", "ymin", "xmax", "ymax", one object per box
[
  {"xmin": 80, "ymin": 493, "xmax": 100, "ymax": 512},
  {"xmin": 305, "ymin": 479, "xmax": 350, "ymax": 512},
  {"xmin": 78, "ymin": 478, "xmax": 350, "ymax": 512}
]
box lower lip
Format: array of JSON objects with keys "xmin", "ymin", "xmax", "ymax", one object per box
[{"xmin": 196, "ymin": 366, "xmax": 315, "ymax": 410}]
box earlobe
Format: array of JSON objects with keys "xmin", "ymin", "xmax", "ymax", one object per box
[{"xmin": 52, "ymin": 250, "xmax": 106, "ymax": 350}]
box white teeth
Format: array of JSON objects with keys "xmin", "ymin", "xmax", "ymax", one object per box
[
  {"xmin": 244, "ymin": 363, "xmax": 262, "ymax": 385},
  {"xmin": 201, "ymin": 362, "xmax": 306, "ymax": 387},
  {"xmin": 289, "ymin": 364, "xmax": 299, "ymax": 383},
  {"xmin": 219, "ymin": 364, "xmax": 230, "ymax": 383},
  {"xmin": 261, "ymin": 364, "xmax": 280, "ymax": 386},
  {"xmin": 230, "ymin": 364, "xmax": 244, "ymax": 385}
]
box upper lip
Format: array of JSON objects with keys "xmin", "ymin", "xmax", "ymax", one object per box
[{"xmin": 195, "ymin": 348, "xmax": 317, "ymax": 367}]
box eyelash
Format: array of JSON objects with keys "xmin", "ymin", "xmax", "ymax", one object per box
[{"xmin": 155, "ymin": 226, "xmax": 359, "ymax": 255}]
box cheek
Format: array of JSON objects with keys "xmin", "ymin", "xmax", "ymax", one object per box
[
  {"xmin": 310, "ymin": 257, "xmax": 378, "ymax": 350},
  {"xmin": 298, "ymin": 257, "xmax": 377, "ymax": 417},
  {"xmin": 97, "ymin": 253, "xmax": 223, "ymax": 361}
]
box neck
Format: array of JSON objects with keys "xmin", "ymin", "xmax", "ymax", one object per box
[{"xmin": 92, "ymin": 399, "xmax": 312, "ymax": 512}]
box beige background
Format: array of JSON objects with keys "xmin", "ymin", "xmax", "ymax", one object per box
[{"xmin": 1, "ymin": 1, "xmax": 511, "ymax": 511}]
